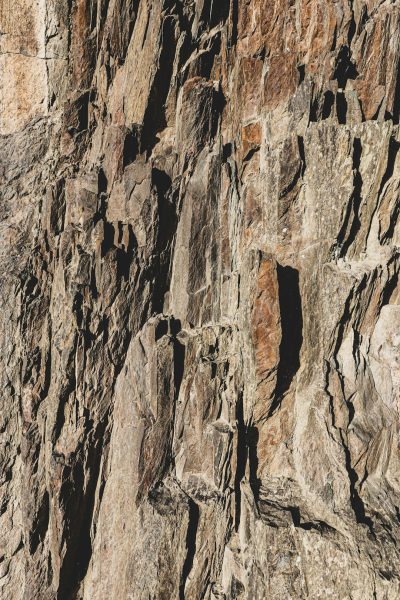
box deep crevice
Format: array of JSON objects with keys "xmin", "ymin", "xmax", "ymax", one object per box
[
  {"xmin": 309, "ymin": 96, "xmax": 319, "ymax": 122},
  {"xmin": 235, "ymin": 399, "xmax": 261, "ymax": 526},
  {"xmin": 322, "ymin": 91, "xmax": 335, "ymax": 119},
  {"xmin": 380, "ymin": 270, "xmax": 399, "ymax": 307},
  {"xmin": 336, "ymin": 92, "xmax": 348, "ymax": 124},
  {"xmin": 123, "ymin": 125, "xmax": 142, "ymax": 167},
  {"xmin": 339, "ymin": 430, "xmax": 375, "ymax": 534},
  {"xmin": 101, "ymin": 221, "xmax": 115, "ymax": 257},
  {"xmin": 231, "ymin": 0, "xmax": 238, "ymax": 46},
  {"xmin": 150, "ymin": 168, "xmax": 177, "ymax": 313},
  {"xmin": 57, "ymin": 416, "xmax": 109, "ymax": 600},
  {"xmin": 324, "ymin": 360, "xmax": 337, "ymax": 429},
  {"xmin": 222, "ymin": 142, "xmax": 232, "ymax": 162},
  {"xmin": 155, "ymin": 319, "xmax": 169, "ymax": 341},
  {"xmin": 347, "ymin": 6, "xmax": 356, "ymax": 47},
  {"xmin": 198, "ymin": 34, "xmax": 221, "ymax": 79},
  {"xmin": 269, "ymin": 265, "xmax": 303, "ymax": 415},
  {"xmin": 98, "ymin": 168, "xmax": 108, "ymax": 195},
  {"xmin": 297, "ymin": 64, "xmax": 305, "ymax": 84},
  {"xmin": 381, "ymin": 201, "xmax": 400, "ymax": 243},
  {"xmin": 141, "ymin": 15, "xmax": 177, "ymax": 154},
  {"xmin": 179, "ymin": 499, "xmax": 199, "ymax": 600},
  {"xmin": 371, "ymin": 98, "xmax": 385, "ymax": 122},
  {"xmin": 116, "ymin": 224, "xmax": 137, "ymax": 281},
  {"xmin": 289, "ymin": 506, "xmax": 334, "ymax": 532},
  {"xmin": 336, "ymin": 137, "xmax": 363, "ymax": 255},
  {"xmin": 359, "ymin": 6, "xmax": 369, "ymax": 32},
  {"xmin": 333, "ymin": 45, "xmax": 358, "ymax": 89},
  {"xmin": 330, "ymin": 24, "xmax": 338, "ymax": 52},
  {"xmin": 298, "ymin": 135, "xmax": 306, "ymax": 177},
  {"xmin": 234, "ymin": 392, "xmax": 246, "ymax": 530},
  {"xmin": 173, "ymin": 338, "xmax": 185, "ymax": 401},
  {"xmin": 29, "ymin": 491, "xmax": 50, "ymax": 554},
  {"xmin": 76, "ymin": 91, "xmax": 90, "ymax": 132},
  {"xmin": 211, "ymin": 86, "xmax": 226, "ymax": 140},
  {"xmin": 199, "ymin": 0, "xmax": 230, "ymax": 31},
  {"xmin": 247, "ymin": 424, "xmax": 260, "ymax": 500},
  {"xmin": 391, "ymin": 55, "xmax": 400, "ymax": 124},
  {"xmin": 377, "ymin": 137, "xmax": 400, "ymax": 204}
]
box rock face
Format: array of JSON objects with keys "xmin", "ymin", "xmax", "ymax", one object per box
[{"xmin": 1, "ymin": 0, "xmax": 400, "ymax": 598}]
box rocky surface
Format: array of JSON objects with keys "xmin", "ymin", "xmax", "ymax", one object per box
[{"xmin": 1, "ymin": 0, "xmax": 400, "ymax": 598}]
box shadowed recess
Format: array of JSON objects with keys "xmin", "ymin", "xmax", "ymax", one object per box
[
  {"xmin": 269, "ymin": 265, "xmax": 303, "ymax": 415},
  {"xmin": 179, "ymin": 500, "xmax": 199, "ymax": 600}
]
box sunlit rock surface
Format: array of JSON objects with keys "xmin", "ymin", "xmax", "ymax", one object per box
[{"xmin": 1, "ymin": 1, "xmax": 400, "ymax": 598}]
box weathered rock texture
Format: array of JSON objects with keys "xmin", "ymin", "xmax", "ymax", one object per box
[{"xmin": 1, "ymin": 1, "xmax": 400, "ymax": 598}]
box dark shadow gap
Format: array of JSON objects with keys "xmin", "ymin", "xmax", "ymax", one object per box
[
  {"xmin": 377, "ymin": 137, "xmax": 400, "ymax": 202},
  {"xmin": 297, "ymin": 64, "xmax": 305, "ymax": 84},
  {"xmin": 179, "ymin": 500, "xmax": 199, "ymax": 600},
  {"xmin": 336, "ymin": 92, "xmax": 347, "ymax": 124},
  {"xmin": 234, "ymin": 392, "xmax": 247, "ymax": 530},
  {"xmin": 247, "ymin": 424, "xmax": 260, "ymax": 500},
  {"xmin": 322, "ymin": 91, "xmax": 335, "ymax": 119},
  {"xmin": 29, "ymin": 491, "xmax": 50, "ymax": 554},
  {"xmin": 231, "ymin": 0, "xmax": 238, "ymax": 46},
  {"xmin": 391, "ymin": 55, "xmax": 400, "ymax": 124},
  {"xmin": 57, "ymin": 416, "xmax": 109, "ymax": 600},
  {"xmin": 269, "ymin": 265, "xmax": 303, "ymax": 415},
  {"xmin": 173, "ymin": 338, "xmax": 185, "ymax": 401},
  {"xmin": 141, "ymin": 15, "xmax": 177, "ymax": 153},
  {"xmin": 337, "ymin": 137, "xmax": 363, "ymax": 255},
  {"xmin": 333, "ymin": 45, "xmax": 358, "ymax": 89},
  {"xmin": 339, "ymin": 430, "xmax": 375, "ymax": 534}
]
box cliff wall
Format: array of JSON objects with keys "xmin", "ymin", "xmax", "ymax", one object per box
[{"xmin": 1, "ymin": 1, "xmax": 400, "ymax": 598}]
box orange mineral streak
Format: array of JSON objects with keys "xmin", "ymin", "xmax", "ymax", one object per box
[
  {"xmin": 241, "ymin": 121, "xmax": 261, "ymax": 158},
  {"xmin": 354, "ymin": 15, "xmax": 396, "ymax": 120},
  {"xmin": 251, "ymin": 256, "xmax": 281, "ymax": 420},
  {"xmin": 71, "ymin": 0, "xmax": 93, "ymax": 90}
]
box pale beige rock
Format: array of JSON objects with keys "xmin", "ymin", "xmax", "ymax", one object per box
[{"xmin": 0, "ymin": 54, "xmax": 48, "ymax": 134}]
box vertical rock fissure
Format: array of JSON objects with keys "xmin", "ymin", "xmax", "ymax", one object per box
[
  {"xmin": 179, "ymin": 499, "xmax": 200, "ymax": 600},
  {"xmin": 234, "ymin": 391, "xmax": 247, "ymax": 530},
  {"xmin": 339, "ymin": 429, "xmax": 375, "ymax": 534},
  {"xmin": 269, "ymin": 265, "xmax": 303, "ymax": 416},
  {"xmin": 336, "ymin": 136, "xmax": 363, "ymax": 255}
]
